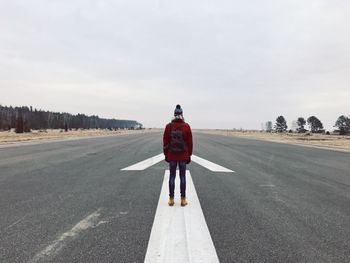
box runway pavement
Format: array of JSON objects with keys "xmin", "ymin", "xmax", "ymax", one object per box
[{"xmin": 0, "ymin": 132, "xmax": 349, "ymax": 263}]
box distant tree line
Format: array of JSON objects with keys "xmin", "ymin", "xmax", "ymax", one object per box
[
  {"xmin": 264, "ymin": 115, "xmax": 350, "ymax": 135},
  {"xmin": 0, "ymin": 105, "xmax": 142, "ymax": 133}
]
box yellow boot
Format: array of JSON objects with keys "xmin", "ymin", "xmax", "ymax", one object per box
[
  {"xmin": 168, "ymin": 197, "xmax": 175, "ymax": 206},
  {"xmin": 181, "ymin": 197, "xmax": 188, "ymax": 207}
]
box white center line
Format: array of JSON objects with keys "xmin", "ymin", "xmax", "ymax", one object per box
[
  {"xmin": 144, "ymin": 170, "xmax": 219, "ymax": 263},
  {"xmin": 121, "ymin": 153, "xmax": 164, "ymax": 171},
  {"xmin": 192, "ymin": 155, "xmax": 234, "ymax": 173}
]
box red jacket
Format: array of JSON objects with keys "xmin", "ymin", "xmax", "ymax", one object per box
[{"xmin": 163, "ymin": 119, "xmax": 193, "ymax": 161}]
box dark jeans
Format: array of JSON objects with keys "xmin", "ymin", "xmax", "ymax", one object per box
[{"xmin": 169, "ymin": 161, "xmax": 187, "ymax": 198}]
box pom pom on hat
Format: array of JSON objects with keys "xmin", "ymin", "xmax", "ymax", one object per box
[{"xmin": 174, "ymin": 104, "xmax": 183, "ymax": 116}]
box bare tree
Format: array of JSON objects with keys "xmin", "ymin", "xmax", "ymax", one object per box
[{"xmin": 265, "ymin": 121, "xmax": 273, "ymax": 132}]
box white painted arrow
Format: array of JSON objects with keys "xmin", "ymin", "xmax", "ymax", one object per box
[
  {"xmin": 191, "ymin": 155, "xmax": 234, "ymax": 173},
  {"xmin": 144, "ymin": 170, "xmax": 220, "ymax": 263},
  {"xmin": 121, "ymin": 153, "xmax": 234, "ymax": 173},
  {"xmin": 121, "ymin": 154, "xmax": 232, "ymax": 262},
  {"xmin": 121, "ymin": 154, "xmax": 164, "ymax": 171}
]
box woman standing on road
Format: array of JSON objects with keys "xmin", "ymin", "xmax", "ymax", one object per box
[{"xmin": 163, "ymin": 105, "xmax": 193, "ymax": 207}]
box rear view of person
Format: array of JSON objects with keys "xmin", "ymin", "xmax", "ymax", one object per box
[{"xmin": 163, "ymin": 105, "xmax": 193, "ymax": 207}]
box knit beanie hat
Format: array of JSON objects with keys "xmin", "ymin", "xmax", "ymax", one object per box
[{"xmin": 174, "ymin": 104, "xmax": 183, "ymax": 116}]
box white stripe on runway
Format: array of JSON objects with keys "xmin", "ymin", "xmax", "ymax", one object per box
[
  {"xmin": 30, "ymin": 209, "xmax": 102, "ymax": 263},
  {"xmin": 121, "ymin": 153, "xmax": 164, "ymax": 171},
  {"xmin": 144, "ymin": 170, "xmax": 219, "ymax": 263},
  {"xmin": 192, "ymin": 155, "xmax": 234, "ymax": 173}
]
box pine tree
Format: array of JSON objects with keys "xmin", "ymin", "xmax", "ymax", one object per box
[
  {"xmin": 307, "ymin": 116, "xmax": 324, "ymax": 133},
  {"xmin": 15, "ymin": 109, "xmax": 24, "ymax": 133},
  {"xmin": 275, "ymin": 116, "xmax": 288, "ymax": 132},
  {"xmin": 335, "ymin": 115, "xmax": 350, "ymax": 135},
  {"xmin": 296, "ymin": 117, "xmax": 307, "ymax": 133}
]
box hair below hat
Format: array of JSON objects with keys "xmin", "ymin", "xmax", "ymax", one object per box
[{"xmin": 174, "ymin": 104, "xmax": 183, "ymax": 116}]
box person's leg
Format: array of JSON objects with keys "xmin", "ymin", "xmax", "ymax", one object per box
[
  {"xmin": 169, "ymin": 161, "xmax": 177, "ymax": 198},
  {"xmin": 178, "ymin": 161, "xmax": 187, "ymax": 198}
]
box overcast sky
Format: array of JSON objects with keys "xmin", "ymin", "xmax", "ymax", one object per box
[{"xmin": 1, "ymin": 0, "xmax": 349, "ymax": 129}]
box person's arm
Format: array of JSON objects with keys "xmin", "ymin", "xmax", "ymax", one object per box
[
  {"xmin": 187, "ymin": 124, "xmax": 193, "ymax": 156},
  {"xmin": 163, "ymin": 124, "xmax": 170, "ymax": 156}
]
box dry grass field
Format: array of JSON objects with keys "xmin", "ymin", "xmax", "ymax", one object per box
[
  {"xmin": 0, "ymin": 129, "xmax": 158, "ymax": 144},
  {"xmin": 2, "ymin": 128, "xmax": 350, "ymax": 151},
  {"xmin": 196, "ymin": 129, "xmax": 350, "ymax": 150}
]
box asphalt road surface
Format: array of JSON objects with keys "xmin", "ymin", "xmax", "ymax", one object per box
[{"xmin": 0, "ymin": 132, "xmax": 349, "ymax": 263}]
